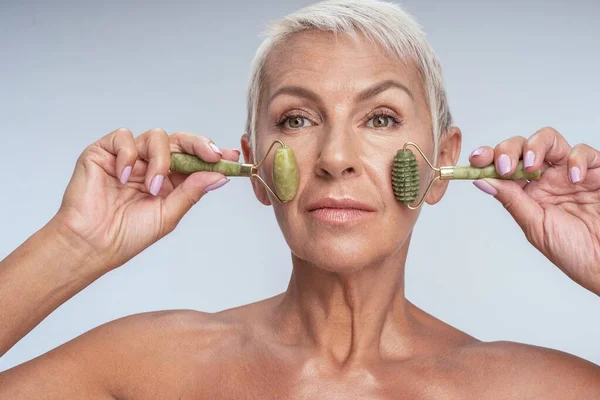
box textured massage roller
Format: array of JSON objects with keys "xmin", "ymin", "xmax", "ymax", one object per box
[
  {"xmin": 170, "ymin": 140, "xmax": 299, "ymax": 203},
  {"xmin": 392, "ymin": 141, "xmax": 542, "ymax": 210}
]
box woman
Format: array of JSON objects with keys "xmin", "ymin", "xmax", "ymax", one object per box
[{"xmin": 1, "ymin": 0, "xmax": 599, "ymax": 398}]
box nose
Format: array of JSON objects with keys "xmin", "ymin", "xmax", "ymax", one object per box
[{"xmin": 314, "ymin": 123, "xmax": 363, "ymax": 180}]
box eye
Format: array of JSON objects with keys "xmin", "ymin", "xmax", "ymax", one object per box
[
  {"xmin": 367, "ymin": 115, "xmax": 394, "ymax": 128},
  {"xmin": 282, "ymin": 116, "xmax": 313, "ymax": 129}
]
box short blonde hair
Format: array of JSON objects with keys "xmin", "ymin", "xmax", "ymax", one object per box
[{"xmin": 246, "ymin": 0, "xmax": 452, "ymax": 159}]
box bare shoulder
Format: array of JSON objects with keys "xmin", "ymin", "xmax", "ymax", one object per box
[
  {"xmin": 70, "ymin": 308, "xmax": 250, "ymax": 358},
  {"xmin": 0, "ymin": 309, "xmax": 250, "ymax": 399},
  {"xmin": 460, "ymin": 340, "xmax": 600, "ymax": 398},
  {"xmin": 92, "ymin": 308, "xmax": 249, "ymax": 350}
]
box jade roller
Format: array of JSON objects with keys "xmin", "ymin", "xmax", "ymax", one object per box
[
  {"xmin": 169, "ymin": 139, "xmax": 299, "ymax": 203},
  {"xmin": 392, "ymin": 141, "xmax": 542, "ymax": 210}
]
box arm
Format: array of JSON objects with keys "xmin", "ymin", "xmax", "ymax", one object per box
[
  {"xmin": 0, "ymin": 128, "xmax": 235, "ymax": 395},
  {"xmin": 0, "ymin": 128, "xmax": 232, "ymax": 356},
  {"xmin": 0, "ymin": 218, "xmax": 104, "ymax": 357},
  {"xmin": 479, "ymin": 341, "xmax": 600, "ymax": 398},
  {"xmin": 0, "ymin": 313, "xmax": 125, "ymax": 400},
  {"xmin": 0, "ymin": 310, "xmax": 219, "ymax": 399}
]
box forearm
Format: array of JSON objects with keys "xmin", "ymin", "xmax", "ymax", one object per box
[{"xmin": 0, "ymin": 218, "xmax": 106, "ymax": 356}]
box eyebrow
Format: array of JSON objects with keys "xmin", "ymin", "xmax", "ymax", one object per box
[
  {"xmin": 268, "ymin": 86, "xmax": 321, "ymax": 106},
  {"xmin": 268, "ymin": 79, "xmax": 414, "ymax": 106},
  {"xmin": 355, "ymin": 79, "xmax": 414, "ymax": 102}
]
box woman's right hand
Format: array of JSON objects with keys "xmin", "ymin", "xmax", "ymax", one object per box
[{"xmin": 54, "ymin": 128, "xmax": 238, "ymax": 272}]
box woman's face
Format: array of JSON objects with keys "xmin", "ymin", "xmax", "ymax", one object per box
[{"xmin": 246, "ymin": 31, "xmax": 455, "ymax": 272}]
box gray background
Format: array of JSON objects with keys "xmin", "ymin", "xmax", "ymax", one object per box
[{"xmin": 1, "ymin": 0, "xmax": 599, "ymax": 370}]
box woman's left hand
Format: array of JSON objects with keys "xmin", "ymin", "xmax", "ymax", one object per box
[{"xmin": 469, "ymin": 127, "xmax": 600, "ymax": 296}]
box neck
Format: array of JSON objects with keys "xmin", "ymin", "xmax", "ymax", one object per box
[{"xmin": 274, "ymin": 236, "xmax": 418, "ymax": 366}]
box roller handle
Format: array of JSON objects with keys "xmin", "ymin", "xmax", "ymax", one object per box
[
  {"xmin": 169, "ymin": 153, "xmax": 245, "ymax": 176},
  {"xmin": 451, "ymin": 161, "xmax": 541, "ymax": 180}
]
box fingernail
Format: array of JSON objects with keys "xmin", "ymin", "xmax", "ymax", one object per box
[
  {"xmin": 473, "ymin": 180, "xmax": 498, "ymax": 196},
  {"xmin": 205, "ymin": 178, "xmax": 229, "ymax": 192},
  {"xmin": 150, "ymin": 175, "xmax": 164, "ymax": 196},
  {"xmin": 498, "ymin": 154, "xmax": 511, "ymax": 176},
  {"xmin": 470, "ymin": 147, "xmax": 484, "ymax": 157},
  {"xmin": 524, "ymin": 151, "xmax": 535, "ymax": 169},
  {"xmin": 569, "ymin": 166, "xmax": 581, "ymax": 183},
  {"xmin": 209, "ymin": 142, "xmax": 222, "ymax": 155},
  {"xmin": 120, "ymin": 166, "xmax": 132, "ymax": 184}
]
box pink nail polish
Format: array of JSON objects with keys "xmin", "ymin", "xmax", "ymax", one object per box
[
  {"xmin": 120, "ymin": 166, "xmax": 132, "ymax": 184},
  {"xmin": 570, "ymin": 166, "xmax": 581, "ymax": 183},
  {"xmin": 498, "ymin": 154, "xmax": 511, "ymax": 176},
  {"xmin": 473, "ymin": 180, "xmax": 498, "ymax": 196},
  {"xmin": 524, "ymin": 151, "xmax": 535, "ymax": 169},
  {"xmin": 150, "ymin": 175, "xmax": 164, "ymax": 196},
  {"xmin": 209, "ymin": 142, "xmax": 222, "ymax": 156},
  {"xmin": 470, "ymin": 147, "xmax": 484, "ymax": 157},
  {"xmin": 205, "ymin": 178, "xmax": 229, "ymax": 192}
]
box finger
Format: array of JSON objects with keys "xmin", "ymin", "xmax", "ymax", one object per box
[
  {"xmin": 135, "ymin": 128, "xmax": 171, "ymax": 196},
  {"xmin": 523, "ymin": 127, "xmax": 571, "ymax": 172},
  {"xmin": 167, "ymin": 172, "xmax": 187, "ymax": 189},
  {"xmin": 165, "ymin": 137, "xmax": 237, "ymax": 191},
  {"xmin": 169, "ymin": 132, "xmax": 223, "ymax": 164},
  {"xmin": 95, "ymin": 128, "xmax": 138, "ymax": 182},
  {"xmin": 127, "ymin": 158, "xmax": 148, "ymax": 183},
  {"xmin": 567, "ymin": 143, "xmax": 600, "ymax": 184},
  {"xmin": 162, "ymin": 172, "xmax": 230, "ymax": 231},
  {"xmin": 493, "ymin": 136, "xmax": 527, "ymax": 176},
  {"xmin": 473, "ymin": 178, "xmax": 543, "ymax": 240},
  {"xmin": 468, "ymin": 146, "xmax": 494, "ymax": 167},
  {"xmin": 516, "ymin": 179, "xmax": 528, "ymax": 189},
  {"xmin": 221, "ymin": 148, "xmax": 241, "ymax": 162}
]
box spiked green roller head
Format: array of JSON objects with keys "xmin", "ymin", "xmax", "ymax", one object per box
[{"xmin": 392, "ymin": 149, "xmax": 419, "ymax": 204}]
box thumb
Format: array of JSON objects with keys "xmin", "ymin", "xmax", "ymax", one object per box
[
  {"xmin": 473, "ymin": 178, "xmax": 543, "ymax": 233},
  {"xmin": 162, "ymin": 172, "xmax": 229, "ymax": 229}
]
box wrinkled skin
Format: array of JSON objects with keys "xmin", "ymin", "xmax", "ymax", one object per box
[{"xmin": 1, "ymin": 31, "xmax": 599, "ymax": 399}]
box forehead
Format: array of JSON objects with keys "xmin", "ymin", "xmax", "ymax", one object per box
[{"xmin": 263, "ymin": 30, "xmax": 424, "ymax": 101}]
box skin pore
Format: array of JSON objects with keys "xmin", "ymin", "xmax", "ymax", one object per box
[{"xmin": 1, "ymin": 30, "xmax": 599, "ymax": 400}]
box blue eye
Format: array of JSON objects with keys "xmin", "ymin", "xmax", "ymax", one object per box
[
  {"xmin": 284, "ymin": 116, "xmax": 313, "ymax": 129},
  {"xmin": 367, "ymin": 115, "xmax": 394, "ymax": 128}
]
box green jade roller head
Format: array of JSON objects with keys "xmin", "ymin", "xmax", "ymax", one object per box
[
  {"xmin": 169, "ymin": 140, "xmax": 299, "ymax": 203},
  {"xmin": 392, "ymin": 141, "xmax": 542, "ymax": 210}
]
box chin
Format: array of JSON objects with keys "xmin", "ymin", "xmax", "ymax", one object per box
[
  {"xmin": 290, "ymin": 235, "xmax": 397, "ymax": 273},
  {"xmin": 276, "ymin": 206, "xmax": 413, "ymax": 272}
]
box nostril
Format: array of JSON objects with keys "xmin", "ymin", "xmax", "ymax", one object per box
[
  {"xmin": 314, "ymin": 147, "xmax": 362, "ymax": 179},
  {"xmin": 341, "ymin": 167, "xmax": 355, "ymax": 176}
]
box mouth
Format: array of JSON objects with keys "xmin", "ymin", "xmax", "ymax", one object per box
[{"xmin": 306, "ymin": 198, "xmax": 376, "ymax": 225}]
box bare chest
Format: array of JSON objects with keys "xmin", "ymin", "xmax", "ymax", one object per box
[{"xmin": 124, "ymin": 358, "xmax": 500, "ymax": 400}]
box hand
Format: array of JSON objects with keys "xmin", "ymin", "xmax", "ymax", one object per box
[
  {"xmin": 54, "ymin": 128, "xmax": 239, "ymax": 271},
  {"xmin": 469, "ymin": 127, "xmax": 600, "ymax": 295}
]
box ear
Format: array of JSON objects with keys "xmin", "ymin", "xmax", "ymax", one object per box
[
  {"xmin": 241, "ymin": 133, "xmax": 272, "ymax": 206},
  {"xmin": 425, "ymin": 126, "xmax": 462, "ymax": 205}
]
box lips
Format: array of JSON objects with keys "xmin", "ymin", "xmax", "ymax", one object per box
[{"xmin": 306, "ymin": 197, "xmax": 376, "ymax": 212}]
